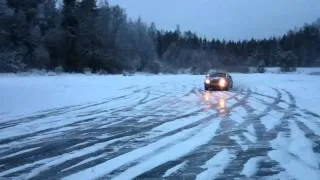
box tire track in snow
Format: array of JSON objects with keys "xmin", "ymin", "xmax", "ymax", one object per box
[
  {"xmin": 0, "ymin": 85, "xmax": 204, "ymax": 179},
  {"xmin": 0, "ymin": 85, "xmax": 174, "ymax": 152},
  {"xmin": 96, "ymin": 90, "xmax": 244, "ymax": 178},
  {"xmin": 0, "ymin": 136, "xmax": 128, "ymax": 179},
  {"xmin": 232, "ymin": 89, "xmax": 293, "ymax": 178},
  {"xmin": 0, "ymin": 87, "xmax": 149, "ymax": 129},
  {"xmin": 0, "ymin": 88, "xmax": 151, "ymax": 144},
  {"xmin": 132, "ymin": 90, "xmax": 252, "ymax": 179},
  {"xmin": 58, "ymin": 90, "xmax": 245, "ymax": 179},
  {"xmin": 188, "ymin": 88, "xmax": 291, "ymax": 179},
  {"xmin": 210, "ymin": 89, "xmax": 273, "ymax": 178},
  {"xmin": 63, "ymin": 118, "xmax": 221, "ymax": 180},
  {"xmin": 2, "ymin": 81, "xmax": 319, "ymax": 180},
  {"xmin": 0, "ymin": 86, "xmax": 282, "ymax": 179}
]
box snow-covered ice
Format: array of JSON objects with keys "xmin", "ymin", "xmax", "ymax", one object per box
[
  {"xmin": 241, "ymin": 156, "xmax": 264, "ymax": 177},
  {"xmin": 162, "ymin": 161, "xmax": 187, "ymax": 177},
  {"xmin": 230, "ymin": 135, "xmax": 248, "ymax": 151},
  {"xmin": 243, "ymin": 132, "xmax": 257, "ymax": 143},
  {"xmin": 0, "ymin": 147, "xmax": 40, "ymax": 160},
  {"xmin": 261, "ymin": 110, "xmax": 283, "ymax": 131},
  {"xmin": 268, "ymin": 121, "xmax": 320, "ymax": 180},
  {"xmin": 1, "ymin": 72, "xmax": 320, "ymax": 179},
  {"xmin": 230, "ymin": 107, "xmax": 247, "ymax": 124},
  {"xmin": 196, "ymin": 149, "xmax": 236, "ymax": 180},
  {"xmin": 102, "ymin": 119, "xmax": 220, "ymax": 180}
]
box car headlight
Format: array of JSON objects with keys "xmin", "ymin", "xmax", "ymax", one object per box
[
  {"xmin": 205, "ymin": 79, "xmax": 210, "ymax": 84},
  {"xmin": 219, "ymin": 78, "xmax": 227, "ymax": 87}
]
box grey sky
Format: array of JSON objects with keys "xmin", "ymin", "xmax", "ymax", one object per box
[{"xmin": 109, "ymin": 0, "xmax": 320, "ymax": 40}]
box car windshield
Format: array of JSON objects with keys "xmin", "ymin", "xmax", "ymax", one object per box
[{"xmin": 209, "ymin": 73, "xmax": 226, "ymax": 77}]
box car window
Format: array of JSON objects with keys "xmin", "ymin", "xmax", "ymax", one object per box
[{"xmin": 209, "ymin": 73, "xmax": 226, "ymax": 77}]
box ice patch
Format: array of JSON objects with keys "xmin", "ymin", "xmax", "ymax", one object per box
[
  {"xmin": 241, "ymin": 156, "xmax": 264, "ymax": 177},
  {"xmin": 196, "ymin": 149, "xmax": 236, "ymax": 180},
  {"xmin": 163, "ymin": 161, "xmax": 187, "ymax": 177}
]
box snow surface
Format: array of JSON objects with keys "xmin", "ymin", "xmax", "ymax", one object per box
[
  {"xmin": 0, "ymin": 137, "xmax": 127, "ymax": 178},
  {"xmin": 243, "ymin": 131, "xmax": 257, "ymax": 143},
  {"xmin": 234, "ymin": 73, "xmax": 320, "ymax": 115},
  {"xmin": 196, "ymin": 149, "xmax": 236, "ymax": 180},
  {"xmin": 296, "ymin": 117, "xmax": 320, "ymax": 136},
  {"xmin": 1, "ymin": 73, "xmax": 320, "ymax": 118},
  {"xmin": 230, "ymin": 107, "xmax": 246, "ymax": 124},
  {"xmin": 1, "ymin": 71, "xmax": 320, "ymax": 179},
  {"xmin": 261, "ymin": 110, "xmax": 283, "ymax": 131},
  {"xmin": 268, "ymin": 121, "xmax": 320, "ymax": 180},
  {"xmin": 241, "ymin": 156, "xmax": 264, "ymax": 177},
  {"xmin": 150, "ymin": 113, "xmax": 209, "ymax": 136},
  {"xmin": 64, "ymin": 118, "xmax": 222, "ymax": 180},
  {"xmin": 230, "ymin": 135, "xmax": 248, "ymax": 151},
  {"xmin": 0, "ymin": 75, "xmax": 200, "ymax": 119},
  {"xmin": 247, "ymin": 124, "xmax": 255, "ymax": 135},
  {"xmin": 162, "ymin": 161, "xmax": 187, "ymax": 177},
  {"xmin": 0, "ymin": 147, "xmax": 40, "ymax": 160}
]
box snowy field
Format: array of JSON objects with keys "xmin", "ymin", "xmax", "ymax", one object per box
[{"xmin": 0, "ymin": 72, "xmax": 320, "ymax": 179}]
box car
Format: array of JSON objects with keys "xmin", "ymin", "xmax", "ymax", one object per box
[{"xmin": 204, "ymin": 71, "xmax": 233, "ymax": 91}]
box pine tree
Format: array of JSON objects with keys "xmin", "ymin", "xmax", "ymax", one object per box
[{"xmin": 62, "ymin": 0, "xmax": 80, "ymax": 72}]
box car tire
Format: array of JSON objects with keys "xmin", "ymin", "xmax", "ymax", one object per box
[{"xmin": 225, "ymin": 84, "xmax": 230, "ymax": 91}]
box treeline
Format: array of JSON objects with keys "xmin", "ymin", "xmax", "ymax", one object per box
[
  {"xmin": 157, "ymin": 22, "xmax": 320, "ymax": 73},
  {"xmin": 0, "ymin": 0, "xmax": 158, "ymax": 73},
  {"xmin": 0, "ymin": 0, "xmax": 320, "ymax": 74}
]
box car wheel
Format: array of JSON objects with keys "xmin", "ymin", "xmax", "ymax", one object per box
[
  {"xmin": 204, "ymin": 86, "xmax": 209, "ymax": 91},
  {"xmin": 225, "ymin": 84, "xmax": 230, "ymax": 91}
]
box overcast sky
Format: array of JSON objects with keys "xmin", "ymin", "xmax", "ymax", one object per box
[{"xmin": 109, "ymin": 0, "xmax": 320, "ymax": 40}]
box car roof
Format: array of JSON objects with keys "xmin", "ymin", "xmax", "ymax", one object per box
[
  {"xmin": 208, "ymin": 71, "xmax": 228, "ymax": 76},
  {"xmin": 207, "ymin": 69, "xmax": 228, "ymax": 74}
]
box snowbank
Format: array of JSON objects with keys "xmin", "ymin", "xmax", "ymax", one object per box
[{"xmin": 264, "ymin": 67, "xmax": 320, "ymax": 75}]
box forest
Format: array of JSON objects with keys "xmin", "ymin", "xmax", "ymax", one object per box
[{"xmin": 1, "ymin": 0, "xmax": 320, "ymax": 74}]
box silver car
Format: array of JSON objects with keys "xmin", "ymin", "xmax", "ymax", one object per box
[{"xmin": 204, "ymin": 72, "xmax": 233, "ymax": 91}]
